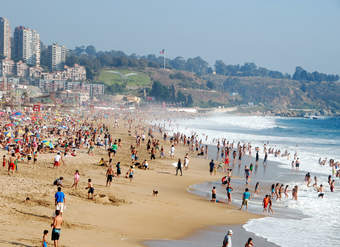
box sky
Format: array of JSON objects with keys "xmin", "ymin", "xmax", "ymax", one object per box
[{"xmin": 1, "ymin": 0, "xmax": 340, "ymax": 74}]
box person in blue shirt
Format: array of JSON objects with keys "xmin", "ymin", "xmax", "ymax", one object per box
[
  {"xmin": 240, "ymin": 188, "xmax": 251, "ymax": 211},
  {"xmin": 55, "ymin": 187, "xmax": 66, "ymax": 214}
]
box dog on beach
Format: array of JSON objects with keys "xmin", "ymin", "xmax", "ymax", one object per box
[{"xmin": 153, "ymin": 190, "xmax": 159, "ymax": 197}]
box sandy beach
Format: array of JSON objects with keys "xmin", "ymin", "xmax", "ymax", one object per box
[{"xmin": 0, "ymin": 114, "xmax": 260, "ymax": 247}]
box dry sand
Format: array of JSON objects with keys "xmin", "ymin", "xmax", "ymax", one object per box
[{"xmin": 0, "ymin": 121, "xmax": 259, "ymax": 247}]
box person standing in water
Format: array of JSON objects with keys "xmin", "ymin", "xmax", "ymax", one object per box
[
  {"xmin": 317, "ymin": 184, "xmax": 324, "ymax": 198},
  {"xmin": 226, "ymin": 183, "xmax": 233, "ymax": 204},
  {"xmin": 240, "ymin": 188, "xmax": 251, "ymax": 211},
  {"xmin": 209, "ymin": 159, "xmax": 215, "ymax": 176},
  {"xmin": 254, "ymin": 182, "xmax": 260, "ymax": 195},
  {"xmin": 211, "ymin": 186, "xmax": 217, "ymax": 202},
  {"xmin": 330, "ymin": 180, "xmax": 335, "ymax": 192}
]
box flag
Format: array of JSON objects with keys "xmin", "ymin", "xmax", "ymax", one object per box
[{"xmin": 160, "ymin": 49, "xmax": 165, "ymax": 55}]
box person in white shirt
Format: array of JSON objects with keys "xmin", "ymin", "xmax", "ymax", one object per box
[
  {"xmin": 170, "ymin": 145, "xmax": 175, "ymax": 158},
  {"xmin": 222, "ymin": 229, "xmax": 233, "ymax": 247}
]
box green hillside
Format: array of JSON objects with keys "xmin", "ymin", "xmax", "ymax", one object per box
[{"xmin": 98, "ymin": 69, "xmax": 151, "ymax": 87}]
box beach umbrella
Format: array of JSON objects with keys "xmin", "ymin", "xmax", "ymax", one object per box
[
  {"xmin": 42, "ymin": 140, "xmax": 53, "ymax": 148},
  {"xmin": 5, "ymin": 132, "xmax": 14, "ymax": 138}
]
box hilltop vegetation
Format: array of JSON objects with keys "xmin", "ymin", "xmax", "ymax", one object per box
[{"xmin": 64, "ymin": 45, "xmax": 340, "ymax": 114}]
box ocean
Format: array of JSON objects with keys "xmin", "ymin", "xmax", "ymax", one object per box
[{"xmin": 153, "ymin": 114, "xmax": 340, "ymax": 247}]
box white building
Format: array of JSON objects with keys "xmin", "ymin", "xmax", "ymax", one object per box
[
  {"xmin": 48, "ymin": 43, "xmax": 67, "ymax": 71},
  {"xmin": 0, "ymin": 58, "xmax": 14, "ymax": 76},
  {"xmin": 0, "ymin": 17, "xmax": 11, "ymax": 59},
  {"xmin": 14, "ymin": 26, "xmax": 40, "ymax": 66}
]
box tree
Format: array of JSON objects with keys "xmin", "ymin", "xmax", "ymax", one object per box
[
  {"xmin": 85, "ymin": 45, "xmax": 97, "ymax": 56},
  {"xmin": 186, "ymin": 94, "xmax": 193, "ymax": 107},
  {"xmin": 206, "ymin": 80, "xmax": 216, "ymax": 89},
  {"xmin": 150, "ymin": 81, "xmax": 170, "ymax": 102},
  {"xmin": 176, "ymin": 90, "xmax": 186, "ymax": 104}
]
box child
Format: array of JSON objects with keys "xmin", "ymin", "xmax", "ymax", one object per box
[
  {"xmin": 42, "ymin": 229, "xmax": 48, "ymax": 247},
  {"xmin": 99, "ymin": 158, "xmax": 106, "ymax": 166},
  {"xmin": 71, "ymin": 170, "xmax": 80, "ymax": 189},
  {"xmin": 211, "ymin": 186, "xmax": 216, "ymax": 202},
  {"xmin": 128, "ymin": 166, "xmax": 134, "ymax": 182},
  {"xmin": 86, "ymin": 179, "xmax": 94, "ymax": 199},
  {"xmin": 2, "ymin": 155, "xmax": 6, "ymax": 168}
]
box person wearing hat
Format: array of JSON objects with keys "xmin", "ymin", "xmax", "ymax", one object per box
[{"xmin": 222, "ymin": 229, "xmax": 233, "ymax": 247}]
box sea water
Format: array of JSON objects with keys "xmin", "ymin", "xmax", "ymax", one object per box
[{"xmin": 153, "ymin": 114, "xmax": 340, "ymax": 247}]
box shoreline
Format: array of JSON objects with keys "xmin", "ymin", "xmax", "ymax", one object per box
[{"xmin": 145, "ymin": 224, "xmax": 280, "ymax": 247}]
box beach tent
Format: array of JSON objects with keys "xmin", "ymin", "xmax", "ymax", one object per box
[{"xmin": 42, "ymin": 140, "xmax": 54, "ymax": 149}]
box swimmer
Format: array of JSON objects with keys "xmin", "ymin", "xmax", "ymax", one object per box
[
  {"xmin": 254, "ymin": 182, "xmax": 260, "ymax": 195},
  {"xmin": 317, "ymin": 184, "xmax": 324, "ymax": 198}
]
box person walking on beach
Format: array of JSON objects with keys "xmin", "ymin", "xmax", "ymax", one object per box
[
  {"xmin": 71, "ymin": 170, "xmax": 80, "ymax": 189},
  {"xmin": 54, "ymin": 152, "xmax": 63, "ymax": 168},
  {"xmin": 240, "ymin": 188, "xmax": 251, "ymax": 211},
  {"xmin": 116, "ymin": 162, "xmax": 121, "ymax": 177},
  {"xmin": 170, "ymin": 145, "xmax": 175, "ymax": 159},
  {"xmin": 128, "ymin": 166, "xmax": 135, "ymax": 182},
  {"xmin": 209, "ymin": 159, "xmax": 215, "ymax": 176},
  {"xmin": 86, "ymin": 179, "xmax": 94, "ymax": 199},
  {"xmin": 222, "ymin": 229, "xmax": 233, "ymax": 247},
  {"xmin": 106, "ymin": 165, "xmax": 114, "ymax": 187},
  {"xmin": 176, "ymin": 158, "xmax": 183, "ymax": 176},
  {"xmin": 51, "ymin": 210, "xmax": 63, "ymax": 247},
  {"xmin": 55, "ymin": 187, "xmax": 65, "ymax": 215},
  {"xmin": 8, "ymin": 153, "xmax": 15, "ymax": 175}
]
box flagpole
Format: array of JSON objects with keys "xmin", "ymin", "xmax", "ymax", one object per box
[{"xmin": 163, "ymin": 50, "xmax": 165, "ymax": 70}]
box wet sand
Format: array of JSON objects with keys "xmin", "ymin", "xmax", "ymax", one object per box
[{"xmin": 146, "ymin": 225, "xmax": 279, "ymax": 247}]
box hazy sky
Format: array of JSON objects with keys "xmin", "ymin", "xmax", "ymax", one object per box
[{"xmin": 2, "ymin": 0, "xmax": 340, "ymax": 74}]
